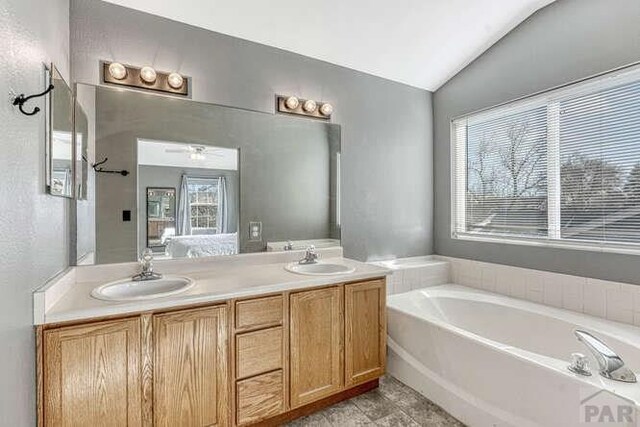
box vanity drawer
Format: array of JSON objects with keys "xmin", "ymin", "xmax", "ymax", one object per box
[
  {"xmin": 235, "ymin": 295, "xmax": 283, "ymax": 331},
  {"xmin": 236, "ymin": 370, "xmax": 284, "ymax": 425},
  {"xmin": 236, "ymin": 326, "xmax": 283, "ymax": 379}
]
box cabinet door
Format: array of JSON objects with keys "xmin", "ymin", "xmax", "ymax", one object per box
[
  {"xmin": 43, "ymin": 318, "xmax": 142, "ymax": 427},
  {"xmin": 154, "ymin": 306, "xmax": 229, "ymax": 427},
  {"xmin": 289, "ymin": 287, "xmax": 343, "ymax": 408},
  {"xmin": 345, "ymin": 280, "xmax": 386, "ymax": 386}
]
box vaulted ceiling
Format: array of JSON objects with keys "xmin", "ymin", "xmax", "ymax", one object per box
[{"xmin": 102, "ymin": 0, "xmax": 556, "ymax": 91}]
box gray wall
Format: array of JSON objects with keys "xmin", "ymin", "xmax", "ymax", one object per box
[
  {"xmin": 137, "ymin": 165, "xmax": 239, "ymax": 253},
  {"xmin": 0, "ymin": 0, "xmax": 70, "ymax": 425},
  {"xmin": 434, "ymin": 0, "xmax": 640, "ymax": 284},
  {"xmin": 70, "ymin": 0, "xmax": 434, "ymax": 262}
]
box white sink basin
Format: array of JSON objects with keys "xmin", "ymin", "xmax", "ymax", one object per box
[
  {"xmin": 91, "ymin": 276, "xmax": 194, "ymax": 301},
  {"xmin": 285, "ymin": 262, "xmax": 356, "ymax": 276}
]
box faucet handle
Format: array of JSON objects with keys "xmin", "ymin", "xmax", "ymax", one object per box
[
  {"xmin": 141, "ymin": 247, "xmax": 154, "ymax": 262},
  {"xmin": 569, "ymin": 352, "xmax": 591, "ymax": 376}
]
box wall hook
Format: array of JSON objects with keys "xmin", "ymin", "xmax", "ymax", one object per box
[
  {"xmin": 92, "ymin": 157, "xmax": 130, "ymax": 176},
  {"xmin": 12, "ymin": 84, "xmax": 54, "ymax": 116}
]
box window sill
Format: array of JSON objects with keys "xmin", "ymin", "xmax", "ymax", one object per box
[{"xmin": 452, "ymin": 232, "xmax": 640, "ymax": 256}]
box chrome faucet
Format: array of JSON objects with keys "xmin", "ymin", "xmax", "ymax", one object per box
[
  {"xmin": 573, "ymin": 330, "xmax": 637, "ymax": 383},
  {"xmin": 299, "ymin": 245, "xmax": 319, "ymax": 265},
  {"xmin": 132, "ymin": 248, "xmax": 163, "ymax": 281}
]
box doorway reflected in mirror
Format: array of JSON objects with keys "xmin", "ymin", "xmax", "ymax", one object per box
[{"xmin": 138, "ymin": 140, "xmax": 239, "ymax": 260}]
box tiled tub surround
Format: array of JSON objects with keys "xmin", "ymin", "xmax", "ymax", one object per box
[
  {"xmin": 34, "ymin": 247, "xmax": 391, "ymax": 324},
  {"xmin": 370, "ymin": 256, "xmax": 450, "ymax": 295},
  {"xmin": 387, "ymin": 285, "xmax": 640, "ymax": 427},
  {"xmin": 438, "ymin": 256, "xmax": 640, "ymax": 327}
]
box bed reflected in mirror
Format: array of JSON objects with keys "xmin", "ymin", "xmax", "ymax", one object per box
[{"xmin": 139, "ymin": 140, "xmax": 239, "ymax": 260}]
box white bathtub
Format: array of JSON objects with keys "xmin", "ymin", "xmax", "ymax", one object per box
[{"xmin": 387, "ymin": 284, "xmax": 640, "ymax": 427}]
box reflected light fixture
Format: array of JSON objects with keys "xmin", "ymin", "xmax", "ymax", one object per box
[
  {"xmin": 139, "ymin": 66, "xmax": 157, "ymax": 84},
  {"xmin": 167, "ymin": 72, "xmax": 184, "ymax": 89},
  {"xmin": 285, "ymin": 96, "xmax": 299, "ymax": 110},
  {"xmin": 303, "ymin": 99, "xmax": 317, "ymax": 113},
  {"xmin": 276, "ymin": 95, "xmax": 333, "ymax": 120},
  {"xmin": 108, "ymin": 62, "xmax": 127, "ymax": 80},
  {"xmin": 319, "ymin": 103, "xmax": 334, "ymax": 116}
]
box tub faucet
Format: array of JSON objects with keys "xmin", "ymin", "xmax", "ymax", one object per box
[
  {"xmin": 573, "ymin": 330, "xmax": 637, "ymax": 383},
  {"xmin": 132, "ymin": 248, "xmax": 163, "ymax": 281}
]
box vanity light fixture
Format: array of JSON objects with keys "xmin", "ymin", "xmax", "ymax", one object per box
[
  {"xmin": 139, "ymin": 66, "xmax": 157, "ymax": 84},
  {"xmin": 285, "ymin": 96, "xmax": 300, "ymax": 110},
  {"xmin": 102, "ymin": 61, "xmax": 189, "ymax": 96},
  {"xmin": 276, "ymin": 95, "xmax": 333, "ymax": 120},
  {"xmin": 167, "ymin": 72, "xmax": 184, "ymax": 89},
  {"xmin": 303, "ymin": 99, "xmax": 317, "ymax": 113},
  {"xmin": 319, "ymin": 103, "xmax": 333, "ymax": 116},
  {"xmin": 108, "ymin": 62, "xmax": 127, "ymax": 80}
]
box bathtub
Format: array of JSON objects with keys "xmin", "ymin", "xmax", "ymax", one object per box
[{"xmin": 387, "ymin": 284, "xmax": 640, "ymax": 427}]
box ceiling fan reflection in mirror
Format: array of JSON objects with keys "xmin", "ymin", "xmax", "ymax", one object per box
[{"xmin": 164, "ymin": 145, "xmax": 225, "ymax": 160}]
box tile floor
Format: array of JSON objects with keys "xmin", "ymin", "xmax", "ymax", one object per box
[{"xmin": 286, "ymin": 375, "xmax": 465, "ymax": 426}]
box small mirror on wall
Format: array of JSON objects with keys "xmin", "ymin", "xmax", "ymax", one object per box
[{"xmin": 46, "ymin": 64, "xmax": 74, "ymax": 198}]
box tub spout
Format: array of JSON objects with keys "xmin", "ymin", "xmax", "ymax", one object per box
[{"xmin": 574, "ymin": 330, "xmax": 637, "ymax": 383}]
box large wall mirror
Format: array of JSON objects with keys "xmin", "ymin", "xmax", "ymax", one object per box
[{"xmin": 74, "ymin": 84, "xmax": 341, "ymax": 265}]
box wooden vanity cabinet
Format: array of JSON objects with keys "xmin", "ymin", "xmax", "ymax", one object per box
[
  {"xmin": 42, "ymin": 318, "xmax": 143, "ymax": 427},
  {"xmin": 289, "ymin": 286, "xmax": 344, "ymax": 408},
  {"xmin": 39, "ymin": 277, "xmax": 387, "ymax": 427},
  {"xmin": 345, "ymin": 279, "xmax": 386, "ymax": 386},
  {"xmin": 40, "ymin": 306, "xmax": 230, "ymax": 427},
  {"xmin": 153, "ymin": 306, "xmax": 229, "ymax": 427}
]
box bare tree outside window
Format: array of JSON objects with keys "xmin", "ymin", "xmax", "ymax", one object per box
[{"xmin": 465, "ymin": 108, "xmax": 547, "ymax": 237}]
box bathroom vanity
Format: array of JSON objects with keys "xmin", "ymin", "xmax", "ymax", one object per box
[{"xmin": 35, "ymin": 251, "xmax": 388, "ymax": 426}]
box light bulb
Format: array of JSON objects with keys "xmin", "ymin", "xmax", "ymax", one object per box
[
  {"xmin": 303, "ymin": 99, "xmax": 317, "ymax": 113},
  {"xmin": 108, "ymin": 62, "xmax": 127, "ymax": 80},
  {"xmin": 319, "ymin": 103, "xmax": 334, "ymax": 116},
  {"xmin": 167, "ymin": 72, "xmax": 184, "ymax": 89},
  {"xmin": 140, "ymin": 66, "xmax": 157, "ymax": 84},
  {"xmin": 285, "ymin": 96, "xmax": 299, "ymax": 110}
]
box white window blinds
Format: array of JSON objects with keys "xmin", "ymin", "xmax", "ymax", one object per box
[{"xmin": 452, "ymin": 65, "xmax": 640, "ymax": 253}]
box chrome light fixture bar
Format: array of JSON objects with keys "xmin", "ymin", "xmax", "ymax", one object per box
[
  {"xmin": 102, "ymin": 61, "xmax": 189, "ymax": 96},
  {"xmin": 277, "ymin": 95, "xmax": 333, "ymax": 120}
]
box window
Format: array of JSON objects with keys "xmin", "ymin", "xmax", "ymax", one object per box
[
  {"xmin": 187, "ymin": 179, "xmax": 219, "ymax": 233},
  {"xmin": 452, "ymin": 65, "xmax": 640, "ymax": 253}
]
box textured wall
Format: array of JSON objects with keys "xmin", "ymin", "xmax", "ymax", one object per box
[
  {"xmin": 0, "ymin": 0, "xmax": 70, "ymax": 425},
  {"xmin": 70, "ymin": 0, "xmax": 434, "ymax": 261},
  {"xmin": 434, "ymin": 0, "xmax": 640, "ymax": 284}
]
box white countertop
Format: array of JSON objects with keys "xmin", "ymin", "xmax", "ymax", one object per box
[{"xmin": 36, "ymin": 254, "xmax": 390, "ymax": 325}]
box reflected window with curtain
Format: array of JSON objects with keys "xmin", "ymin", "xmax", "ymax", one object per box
[{"xmin": 177, "ymin": 176, "xmax": 228, "ymax": 236}]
